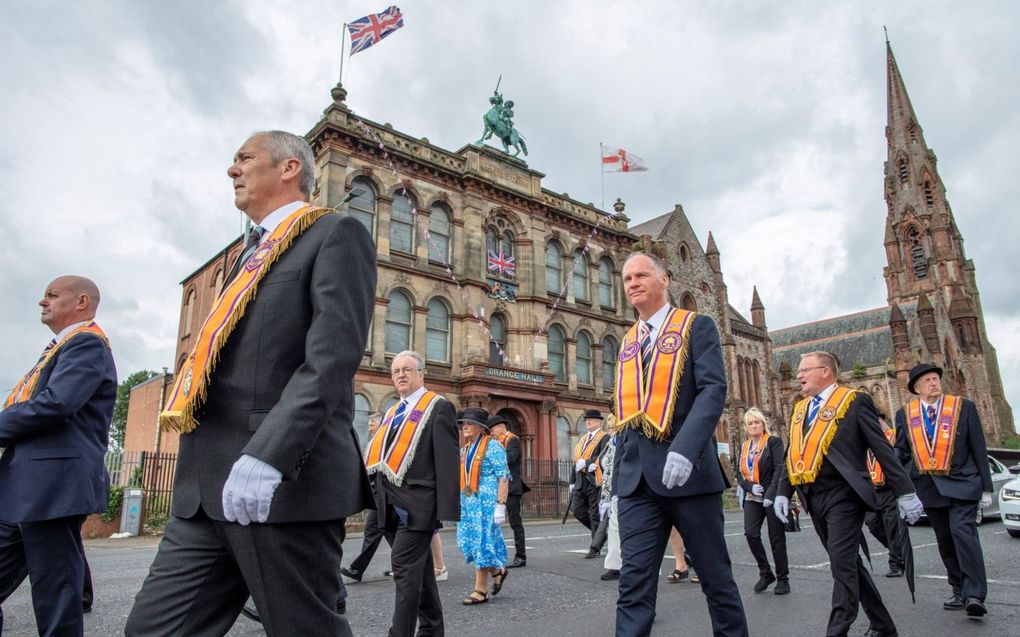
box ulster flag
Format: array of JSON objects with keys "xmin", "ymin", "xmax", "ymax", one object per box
[{"xmin": 601, "ymin": 146, "xmax": 648, "ymax": 173}]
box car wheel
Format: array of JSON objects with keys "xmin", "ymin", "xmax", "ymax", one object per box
[
  {"xmin": 1008, "ymin": 529, "xmax": 1020, "ymax": 538},
  {"xmin": 975, "ymin": 506, "xmax": 983, "ymax": 526}
]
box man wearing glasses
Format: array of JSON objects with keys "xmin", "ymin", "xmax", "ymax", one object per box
[{"xmin": 364, "ymin": 351, "xmax": 459, "ymax": 637}]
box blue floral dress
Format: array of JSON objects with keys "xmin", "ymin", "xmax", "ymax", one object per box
[{"xmin": 457, "ymin": 437, "xmax": 509, "ymax": 569}]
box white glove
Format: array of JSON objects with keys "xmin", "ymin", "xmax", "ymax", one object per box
[
  {"xmin": 980, "ymin": 492, "xmax": 993, "ymax": 509},
  {"xmin": 588, "ymin": 463, "xmax": 597, "ymax": 473},
  {"xmin": 763, "ymin": 498, "xmax": 773, "ymax": 508},
  {"xmin": 751, "ymin": 484, "xmax": 764, "ymax": 496},
  {"xmin": 598, "ymin": 500, "xmax": 611, "ymax": 519},
  {"xmin": 773, "ymin": 496, "xmax": 789, "ymax": 524},
  {"xmin": 575, "ymin": 459, "xmax": 586, "ymax": 472},
  {"xmin": 568, "ymin": 483, "xmax": 575, "ymax": 494},
  {"xmin": 493, "ymin": 503, "xmax": 507, "ymax": 525},
  {"xmin": 897, "ymin": 493, "xmax": 925, "ymax": 524},
  {"xmin": 661, "ymin": 452, "xmax": 693, "ymax": 489},
  {"xmin": 222, "ymin": 454, "xmax": 283, "ymax": 525}
]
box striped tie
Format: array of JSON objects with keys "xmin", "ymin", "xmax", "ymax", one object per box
[
  {"xmin": 639, "ymin": 322, "xmax": 654, "ymax": 382},
  {"xmin": 807, "ymin": 395, "xmax": 823, "ymax": 424},
  {"xmin": 223, "ymin": 225, "xmax": 265, "ymax": 288},
  {"xmin": 925, "ymin": 404, "xmax": 937, "ymax": 441},
  {"xmin": 39, "ymin": 339, "xmax": 57, "ymax": 361},
  {"xmin": 385, "ymin": 400, "xmax": 408, "ymax": 449}
]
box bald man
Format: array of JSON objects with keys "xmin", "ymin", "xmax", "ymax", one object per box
[{"xmin": 0, "ymin": 276, "xmax": 117, "ymax": 636}]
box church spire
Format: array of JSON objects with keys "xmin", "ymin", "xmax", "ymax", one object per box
[{"xmin": 886, "ymin": 40, "xmax": 926, "ymax": 154}]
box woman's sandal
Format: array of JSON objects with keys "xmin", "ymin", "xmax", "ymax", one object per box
[
  {"xmin": 666, "ymin": 568, "xmax": 689, "ymax": 583},
  {"xmin": 462, "ymin": 589, "xmax": 489, "ymax": 605},
  {"xmin": 491, "ymin": 567, "xmax": 509, "ymax": 595}
]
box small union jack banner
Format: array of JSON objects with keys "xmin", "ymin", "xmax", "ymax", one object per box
[
  {"xmin": 487, "ymin": 250, "xmax": 516, "ymax": 278},
  {"xmin": 347, "ymin": 6, "xmax": 404, "ymax": 55}
]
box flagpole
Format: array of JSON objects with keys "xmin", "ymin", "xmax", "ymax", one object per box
[
  {"xmin": 338, "ymin": 23, "xmax": 347, "ymax": 84},
  {"xmin": 600, "ymin": 142, "xmax": 605, "ymax": 211}
]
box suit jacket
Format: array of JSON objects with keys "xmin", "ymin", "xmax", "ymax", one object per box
[
  {"xmin": 893, "ymin": 397, "xmax": 992, "ymax": 504},
  {"xmin": 374, "ymin": 398, "xmax": 461, "ymax": 531},
  {"xmin": 173, "ymin": 213, "xmax": 376, "ymax": 523},
  {"xmin": 735, "ymin": 435, "xmax": 785, "ymax": 503},
  {"xmin": 777, "ymin": 392, "xmax": 913, "ymax": 511},
  {"xmin": 613, "ymin": 313, "xmax": 728, "ymax": 499},
  {"xmin": 570, "ymin": 432, "xmax": 609, "ymax": 488},
  {"xmin": 502, "ymin": 433, "xmax": 529, "ymax": 496},
  {"xmin": 0, "ymin": 331, "xmax": 117, "ymax": 523}
]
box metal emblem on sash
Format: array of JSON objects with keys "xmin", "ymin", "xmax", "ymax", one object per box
[
  {"xmin": 245, "ymin": 238, "xmax": 278, "ymax": 272},
  {"xmin": 793, "ymin": 410, "xmax": 804, "ymax": 424},
  {"xmin": 820, "ymin": 407, "xmax": 836, "ymax": 421},
  {"xmin": 927, "ymin": 458, "xmax": 937, "ymax": 469},
  {"xmin": 182, "ymin": 368, "xmax": 193, "ymax": 397},
  {"xmin": 620, "ymin": 342, "xmax": 640, "ymax": 362},
  {"xmin": 657, "ymin": 332, "xmax": 681, "ymax": 354}
]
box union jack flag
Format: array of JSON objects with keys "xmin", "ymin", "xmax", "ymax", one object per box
[
  {"xmin": 487, "ymin": 250, "xmax": 516, "ymax": 278},
  {"xmin": 347, "ymin": 6, "xmax": 404, "ymax": 55}
]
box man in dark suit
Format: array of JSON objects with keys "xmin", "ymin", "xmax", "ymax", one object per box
[
  {"xmin": 342, "ymin": 412, "xmax": 393, "ymax": 581},
  {"xmin": 0, "ymin": 275, "xmax": 117, "ymax": 636},
  {"xmin": 893, "ymin": 362, "xmax": 993, "ymax": 617},
  {"xmin": 863, "ymin": 413, "xmax": 907, "ymax": 579},
  {"xmin": 774, "ymin": 351, "xmax": 923, "ymax": 637},
  {"xmin": 571, "ymin": 409, "xmax": 610, "ymax": 557},
  {"xmin": 366, "ymin": 350, "xmax": 459, "ymax": 637},
  {"xmin": 489, "ymin": 415, "xmax": 529, "ymax": 567},
  {"xmin": 613, "ymin": 253, "xmax": 748, "ymax": 637},
  {"xmin": 126, "ymin": 130, "xmax": 376, "ymax": 637}
]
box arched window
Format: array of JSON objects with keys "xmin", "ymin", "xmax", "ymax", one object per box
[
  {"xmin": 389, "ymin": 193, "xmax": 415, "ymax": 254},
  {"xmin": 736, "ymin": 357, "xmax": 747, "ymax": 403},
  {"xmin": 576, "ymin": 332, "xmax": 592, "ymax": 385},
  {"xmin": 922, "ymin": 179, "xmax": 935, "ymax": 207},
  {"xmin": 602, "ymin": 336, "xmax": 618, "ymax": 391},
  {"xmin": 212, "ymin": 268, "xmax": 224, "ymax": 292},
  {"xmin": 897, "ymin": 157, "xmax": 909, "ymax": 185},
  {"xmin": 428, "ymin": 203, "xmax": 451, "ymax": 263},
  {"xmin": 348, "ymin": 178, "xmax": 377, "ymax": 235},
  {"xmin": 182, "ymin": 288, "xmax": 197, "ymax": 336},
  {"xmin": 486, "ymin": 224, "xmax": 516, "ymax": 280},
  {"xmin": 681, "ymin": 292, "xmax": 697, "ymax": 312},
  {"xmin": 906, "ymin": 226, "xmax": 928, "ymax": 279},
  {"xmin": 556, "ymin": 415, "xmax": 573, "ymax": 474},
  {"xmin": 548, "ymin": 325, "xmax": 566, "ymax": 382},
  {"xmin": 425, "ymin": 298, "xmax": 450, "ymax": 362},
  {"xmin": 598, "ymin": 258, "xmax": 614, "ymax": 308},
  {"xmin": 385, "ymin": 290, "xmax": 412, "ymax": 353},
  {"xmin": 545, "ymin": 242, "xmax": 563, "ymax": 293},
  {"xmin": 679, "ymin": 244, "xmax": 689, "ymax": 263},
  {"xmin": 572, "ymin": 250, "xmax": 589, "ymax": 301},
  {"xmin": 353, "ymin": 394, "xmax": 371, "ymax": 447},
  {"xmin": 752, "ymin": 360, "xmax": 762, "ymax": 406},
  {"xmin": 489, "ymin": 314, "xmax": 507, "ymax": 365}
]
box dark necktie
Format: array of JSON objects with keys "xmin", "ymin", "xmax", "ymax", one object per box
[
  {"xmin": 639, "ymin": 322, "xmax": 654, "ymax": 381},
  {"xmin": 925, "ymin": 404, "xmax": 937, "ymax": 440},
  {"xmin": 385, "ymin": 400, "xmax": 408, "ymax": 449},
  {"xmin": 223, "ymin": 225, "xmax": 265, "ymax": 288}
]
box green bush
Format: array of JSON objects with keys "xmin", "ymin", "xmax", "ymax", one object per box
[{"xmin": 103, "ymin": 485, "xmax": 125, "ymax": 523}]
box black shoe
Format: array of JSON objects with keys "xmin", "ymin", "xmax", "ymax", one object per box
[
  {"xmin": 600, "ymin": 569, "xmax": 620, "ymax": 580},
  {"xmin": 340, "ymin": 566, "xmax": 363, "ymax": 582},
  {"xmin": 241, "ymin": 605, "xmax": 262, "ymax": 624},
  {"xmin": 336, "ymin": 598, "xmax": 347, "ymax": 615},
  {"xmin": 944, "ymin": 593, "xmax": 965, "ymax": 610},
  {"xmin": 885, "ymin": 566, "xmax": 904, "ymax": 578},
  {"xmin": 753, "ymin": 572, "xmax": 776, "ymax": 593},
  {"xmin": 774, "ymin": 580, "xmax": 790, "ymax": 595},
  {"xmin": 82, "ymin": 605, "xmax": 92, "ymax": 614},
  {"xmin": 585, "ymin": 548, "xmax": 601, "ymax": 559},
  {"xmin": 508, "ymin": 556, "xmax": 527, "ymax": 568},
  {"xmin": 965, "ymin": 598, "xmax": 987, "ymax": 617},
  {"xmin": 858, "ymin": 628, "xmax": 897, "ymax": 637}
]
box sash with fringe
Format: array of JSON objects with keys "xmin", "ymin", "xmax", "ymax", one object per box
[
  {"xmin": 867, "ymin": 427, "xmax": 897, "ymax": 486},
  {"xmin": 786, "ymin": 387, "xmax": 857, "ymax": 485},
  {"xmin": 575, "ymin": 430, "xmax": 607, "ymax": 484},
  {"xmin": 160, "ymin": 205, "xmax": 330, "ymax": 433},
  {"xmin": 495, "ymin": 431, "xmax": 517, "ymax": 449},
  {"xmin": 739, "ymin": 434, "xmax": 770, "ymax": 483},
  {"xmin": 906, "ymin": 395, "xmax": 961, "ymax": 475},
  {"xmin": 4, "ymin": 322, "xmax": 110, "ymax": 408},
  {"xmin": 614, "ymin": 308, "xmax": 696, "ymax": 440},
  {"xmin": 365, "ymin": 391, "xmax": 442, "ymax": 486},
  {"xmin": 460, "ymin": 434, "xmax": 492, "ymax": 496}
]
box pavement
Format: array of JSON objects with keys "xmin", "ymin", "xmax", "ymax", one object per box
[{"xmin": 3, "ymin": 513, "xmax": 1019, "ymax": 635}]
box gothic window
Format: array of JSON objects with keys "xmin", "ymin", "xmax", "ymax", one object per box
[
  {"xmin": 353, "ymin": 394, "xmax": 371, "ymax": 446},
  {"xmin": 486, "ymin": 223, "xmax": 516, "ymax": 280},
  {"xmin": 182, "ymin": 288, "xmax": 197, "ymax": 337},
  {"xmin": 681, "ymin": 292, "xmax": 697, "ymax": 312},
  {"xmin": 348, "ymin": 178, "xmax": 377, "ymax": 236},
  {"xmin": 212, "ymin": 268, "xmax": 224, "ymax": 292},
  {"xmin": 489, "ymin": 314, "xmax": 507, "ymax": 365},
  {"xmin": 907, "ymin": 120, "xmax": 917, "ymax": 143},
  {"xmin": 752, "ymin": 360, "xmax": 762, "ymax": 406},
  {"xmin": 897, "ymin": 158, "xmax": 909, "ymax": 185},
  {"xmin": 576, "ymin": 331, "xmax": 593, "ymax": 386},
  {"xmin": 425, "ymin": 298, "xmax": 450, "ymax": 362},
  {"xmin": 548, "ymin": 325, "xmax": 566, "ymax": 382},
  {"xmin": 545, "ymin": 242, "xmax": 563, "ymax": 293},
  {"xmin": 602, "ymin": 336, "xmax": 618, "ymax": 391},
  {"xmin": 384, "ymin": 290, "xmax": 412, "ymax": 353},
  {"xmin": 736, "ymin": 357, "xmax": 746, "ymax": 403},
  {"xmin": 922, "ymin": 179, "xmax": 935, "ymax": 208},
  {"xmin": 906, "ymin": 226, "xmax": 929, "ymax": 279},
  {"xmin": 572, "ymin": 250, "xmax": 589, "ymax": 302},
  {"xmin": 598, "ymin": 258, "xmax": 615, "ymax": 308},
  {"xmin": 679, "ymin": 244, "xmax": 689, "ymax": 263},
  {"xmin": 389, "ymin": 193, "xmax": 416, "ymax": 254},
  {"xmin": 428, "ymin": 203, "xmax": 451, "ymax": 263}
]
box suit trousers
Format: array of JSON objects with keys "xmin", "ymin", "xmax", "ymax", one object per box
[
  {"xmin": 505, "ymin": 494, "xmax": 526, "ymax": 558},
  {"xmin": 0, "ymin": 516, "xmax": 87, "ymax": 637},
  {"xmin": 863, "ymin": 488, "xmax": 905, "ymax": 570},
  {"xmin": 349, "ymin": 508, "xmax": 391, "ymax": 574},
  {"xmin": 616, "ymin": 480, "xmax": 748, "ymax": 637},
  {"xmin": 805, "ymin": 484, "xmax": 896, "ymax": 637},
  {"xmin": 742, "ymin": 500, "xmax": 788, "ymax": 580},
  {"xmin": 926, "ymin": 500, "xmax": 987, "ymax": 600},
  {"xmin": 125, "ymin": 511, "xmax": 351, "ymax": 637},
  {"xmin": 383, "ymin": 510, "xmax": 443, "ymax": 637},
  {"xmin": 572, "ymin": 477, "xmax": 600, "ymax": 535}
]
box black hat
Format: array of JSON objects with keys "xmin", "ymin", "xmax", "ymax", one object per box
[
  {"xmin": 907, "ymin": 363, "xmax": 943, "ymax": 395},
  {"xmin": 582, "ymin": 409, "xmax": 604, "ymax": 420},
  {"xmin": 487, "ymin": 414, "xmax": 510, "ymax": 429},
  {"xmin": 457, "ymin": 407, "xmax": 491, "ymax": 430}
]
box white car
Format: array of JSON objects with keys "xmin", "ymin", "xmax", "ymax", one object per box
[
  {"xmin": 917, "ymin": 455, "xmax": 1013, "ymax": 525},
  {"xmin": 999, "ymin": 475, "xmax": 1020, "ymax": 538}
]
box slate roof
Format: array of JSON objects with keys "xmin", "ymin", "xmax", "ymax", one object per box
[{"xmin": 629, "ymin": 212, "xmax": 672, "ymax": 240}]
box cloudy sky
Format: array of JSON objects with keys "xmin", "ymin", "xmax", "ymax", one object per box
[{"xmin": 2, "ymin": 1, "xmax": 1017, "ymax": 430}]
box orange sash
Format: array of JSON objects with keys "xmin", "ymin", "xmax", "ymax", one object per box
[
  {"xmin": 786, "ymin": 387, "xmax": 857, "ymax": 485},
  {"xmin": 160, "ymin": 205, "xmax": 331, "ymax": 433},
  {"xmin": 906, "ymin": 396, "xmax": 961, "ymax": 475},
  {"xmin": 867, "ymin": 427, "xmax": 897, "ymax": 486},
  {"xmin": 739, "ymin": 434, "xmax": 770, "ymax": 483},
  {"xmin": 575, "ymin": 430, "xmax": 607, "ymax": 484},
  {"xmin": 365, "ymin": 391, "xmax": 442, "ymax": 486},
  {"xmin": 495, "ymin": 431, "xmax": 517, "ymax": 448},
  {"xmin": 4, "ymin": 322, "xmax": 110, "ymax": 407},
  {"xmin": 460, "ymin": 434, "xmax": 492, "ymax": 496},
  {"xmin": 614, "ymin": 308, "xmax": 696, "ymax": 440}
]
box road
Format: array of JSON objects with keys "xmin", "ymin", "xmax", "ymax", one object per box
[{"xmin": 3, "ymin": 513, "xmax": 1018, "ymax": 635}]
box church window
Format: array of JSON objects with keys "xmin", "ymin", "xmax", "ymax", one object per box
[
  {"xmin": 384, "ymin": 290, "xmax": 413, "ymax": 353},
  {"xmin": 212, "ymin": 268, "xmax": 224, "ymax": 292},
  {"xmin": 545, "ymin": 242, "xmax": 563, "ymax": 293},
  {"xmin": 598, "ymin": 258, "xmax": 615, "ymax": 308},
  {"xmin": 736, "ymin": 357, "xmax": 747, "ymax": 403},
  {"xmin": 182, "ymin": 288, "xmax": 197, "ymax": 337},
  {"xmin": 752, "ymin": 360, "xmax": 762, "ymax": 406},
  {"xmin": 907, "ymin": 120, "xmax": 918, "ymax": 143},
  {"xmin": 922, "ymin": 179, "xmax": 935, "ymax": 208},
  {"xmin": 428, "ymin": 203, "xmax": 451, "ymax": 263},
  {"xmin": 548, "ymin": 325, "xmax": 566, "ymax": 382},
  {"xmin": 389, "ymin": 193, "xmax": 415, "ymax": 254},
  {"xmin": 681, "ymin": 292, "xmax": 697, "ymax": 311},
  {"xmin": 680, "ymin": 244, "xmax": 689, "ymax": 263},
  {"xmin": 576, "ymin": 331, "xmax": 593, "ymax": 386},
  {"xmin": 906, "ymin": 226, "xmax": 928, "ymax": 279},
  {"xmin": 602, "ymin": 336, "xmax": 619, "ymax": 391},
  {"xmin": 425, "ymin": 298, "xmax": 450, "ymax": 363},
  {"xmin": 898, "ymin": 158, "xmax": 909, "ymax": 185},
  {"xmin": 489, "ymin": 314, "xmax": 507, "ymax": 364},
  {"xmin": 572, "ymin": 250, "xmax": 590, "ymax": 302},
  {"xmin": 348, "ymin": 178, "xmax": 377, "ymax": 236}
]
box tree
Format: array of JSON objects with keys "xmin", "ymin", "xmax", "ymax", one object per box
[{"xmin": 110, "ymin": 370, "xmax": 159, "ymax": 450}]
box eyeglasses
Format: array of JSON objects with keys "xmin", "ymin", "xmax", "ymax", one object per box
[
  {"xmin": 391, "ymin": 367, "xmax": 422, "ymax": 377},
  {"xmin": 796, "ymin": 366, "xmax": 827, "ymax": 375}
]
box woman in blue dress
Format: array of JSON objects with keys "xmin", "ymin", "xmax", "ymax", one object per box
[{"xmin": 456, "ymin": 407, "xmax": 510, "ymax": 605}]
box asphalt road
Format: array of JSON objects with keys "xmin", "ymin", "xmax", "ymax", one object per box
[{"xmin": 3, "ymin": 513, "xmax": 1018, "ymax": 636}]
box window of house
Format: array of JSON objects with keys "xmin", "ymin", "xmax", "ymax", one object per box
[
  {"xmin": 598, "ymin": 258, "xmax": 614, "ymax": 308},
  {"xmin": 428, "ymin": 203, "xmax": 451, "ymax": 263},
  {"xmin": 572, "ymin": 250, "xmax": 589, "ymax": 301},
  {"xmin": 545, "ymin": 242, "xmax": 563, "ymax": 293},
  {"xmin": 576, "ymin": 331, "xmax": 592, "ymax": 385},
  {"xmin": 548, "ymin": 325, "xmax": 566, "ymax": 382},
  {"xmin": 353, "ymin": 394, "xmax": 371, "ymax": 447},
  {"xmin": 425, "ymin": 298, "xmax": 450, "ymax": 362},
  {"xmin": 490, "ymin": 314, "xmax": 507, "ymax": 365},
  {"xmin": 348, "ymin": 178, "xmax": 377, "ymax": 235},
  {"xmin": 390, "ymin": 193, "xmax": 415, "ymax": 254},
  {"xmin": 602, "ymin": 336, "xmax": 618, "ymax": 391},
  {"xmin": 385, "ymin": 290, "xmax": 412, "ymax": 353}
]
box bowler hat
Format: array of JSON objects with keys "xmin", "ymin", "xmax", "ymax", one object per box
[
  {"xmin": 457, "ymin": 407, "xmax": 491, "ymax": 430},
  {"xmin": 907, "ymin": 363, "xmax": 943, "ymax": 395},
  {"xmin": 582, "ymin": 409, "xmax": 604, "ymax": 420},
  {"xmin": 487, "ymin": 414, "xmax": 510, "ymax": 429}
]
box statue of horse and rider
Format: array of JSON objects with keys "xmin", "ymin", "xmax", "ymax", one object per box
[{"xmin": 477, "ymin": 90, "xmax": 528, "ymax": 157}]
